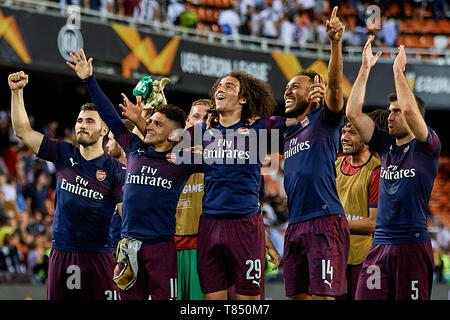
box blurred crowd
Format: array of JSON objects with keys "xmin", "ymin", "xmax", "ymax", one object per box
[
  {"xmin": 430, "ymin": 221, "xmax": 450, "ymax": 285},
  {"xmin": 49, "ymin": 0, "xmax": 449, "ymax": 48},
  {"xmin": 213, "ymin": 0, "xmax": 399, "ymax": 47},
  {"xmin": 0, "ymin": 111, "xmax": 73, "ymax": 284}
]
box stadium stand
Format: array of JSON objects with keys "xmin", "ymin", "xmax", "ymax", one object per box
[{"xmin": 430, "ymin": 156, "xmax": 450, "ymax": 227}]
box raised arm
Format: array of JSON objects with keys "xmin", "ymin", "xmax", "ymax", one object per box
[
  {"xmin": 392, "ymin": 45, "xmax": 428, "ymax": 142},
  {"xmin": 325, "ymin": 6, "xmax": 344, "ymax": 113},
  {"xmin": 346, "ymin": 35, "xmax": 382, "ymax": 143},
  {"xmin": 66, "ymin": 49, "xmax": 126, "ymax": 140},
  {"xmin": 8, "ymin": 72, "xmax": 44, "ymax": 155},
  {"xmin": 119, "ymin": 93, "xmax": 147, "ymax": 139}
]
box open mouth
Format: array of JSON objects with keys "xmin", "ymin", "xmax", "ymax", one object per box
[
  {"xmin": 146, "ymin": 132, "xmax": 155, "ymax": 138},
  {"xmin": 284, "ymin": 97, "xmax": 295, "ymax": 105},
  {"xmin": 342, "ymin": 143, "xmax": 352, "ymax": 151}
]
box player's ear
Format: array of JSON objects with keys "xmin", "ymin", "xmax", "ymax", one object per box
[
  {"xmin": 168, "ymin": 128, "xmax": 183, "ymax": 143},
  {"xmin": 101, "ymin": 123, "xmax": 109, "ymax": 137}
]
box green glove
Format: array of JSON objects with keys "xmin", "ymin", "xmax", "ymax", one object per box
[
  {"xmin": 133, "ymin": 76, "xmax": 153, "ymax": 101},
  {"xmin": 142, "ymin": 77, "xmax": 171, "ymax": 110}
]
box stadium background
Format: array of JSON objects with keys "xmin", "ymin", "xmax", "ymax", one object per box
[{"xmin": 0, "ymin": 0, "xmax": 449, "ymax": 299}]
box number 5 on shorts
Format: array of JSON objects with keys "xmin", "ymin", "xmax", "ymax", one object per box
[{"xmin": 411, "ymin": 280, "xmax": 419, "ymax": 300}]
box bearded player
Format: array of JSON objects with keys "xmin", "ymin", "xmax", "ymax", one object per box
[
  {"xmin": 281, "ymin": 6, "xmax": 350, "ymax": 300},
  {"xmin": 346, "ymin": 38, "xmax": 441, "ymax": 300},
  {"xmin": 9, "ymin": 71, "xmax": 125, "ymax": 300},
  {"xmin": 335, "ymin": 117, "xmax": 381, "ymax": 300}
]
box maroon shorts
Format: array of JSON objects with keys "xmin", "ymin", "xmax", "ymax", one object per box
[
  {"xmin": 355, "ymin": 242, "xmax": 434, "ymax": 300},
  {"xmin": 119, "ymin": 239, "xmax": 178, "ymax": 300},
  {"xmin": 47, "ymin": 248, "xmax": 117, "ymax": 300},
  {"xmin": 336, "ymin": 264, "xmax": 363, "ymax": 300},
  {"xmin": 283, "ymin": 214, "xmax": 350, "ymax": 297},
  {"xmin": 197, "ymin": 213, "xmax": 265, "ymax": 296}
]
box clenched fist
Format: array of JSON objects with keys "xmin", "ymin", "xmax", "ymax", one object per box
[{"xmin": 8, "ymin": 71, "xmax": 28, "ymax": 91}]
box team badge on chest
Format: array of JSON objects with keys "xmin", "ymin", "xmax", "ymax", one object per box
[
  {"xmin": 238, "ymin": 127, "xmax": 249, "ymax": 135},
  {"xmin": 166, "ymin": 153, "xmax": 176, "ymax": 163},
  {"xmin": 300, "ymin": 116, "xmax": 310, "ymax": 128},
  {"xmin": 96, "ymin": 169, "xmax": 106, "ymax": 181}
]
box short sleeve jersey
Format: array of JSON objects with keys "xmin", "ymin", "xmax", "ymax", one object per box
[
  {"xmin": 283, "ymin": 106, "xmax": 345, "ymax": 223},
  {"xmin": 369, "ymin": 126, "xmax": 441, "ymax": 244},
  {"xmin": 38, "ymin": 137, "xmax": 126, "ymax": 253}
]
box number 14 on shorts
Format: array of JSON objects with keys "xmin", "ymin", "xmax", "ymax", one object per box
[{"xmin": 321, "ymin": 259, "xmax": 334, "ymax": 289}]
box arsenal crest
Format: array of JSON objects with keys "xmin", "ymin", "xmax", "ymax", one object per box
[
  {"xmin": 96, "ymin": 169, "xmax": 106, "ymax": 181},
  {"xmin": 300, "ymin": 116, "xmax": 309, "ymax": 128},
  {"xmin": 238, "ymin": 127, "xmax": 249, "ymax": 135},
  {"xmin": 166, "ymin": 153, "xmax": 176, "ymax": 163}
]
